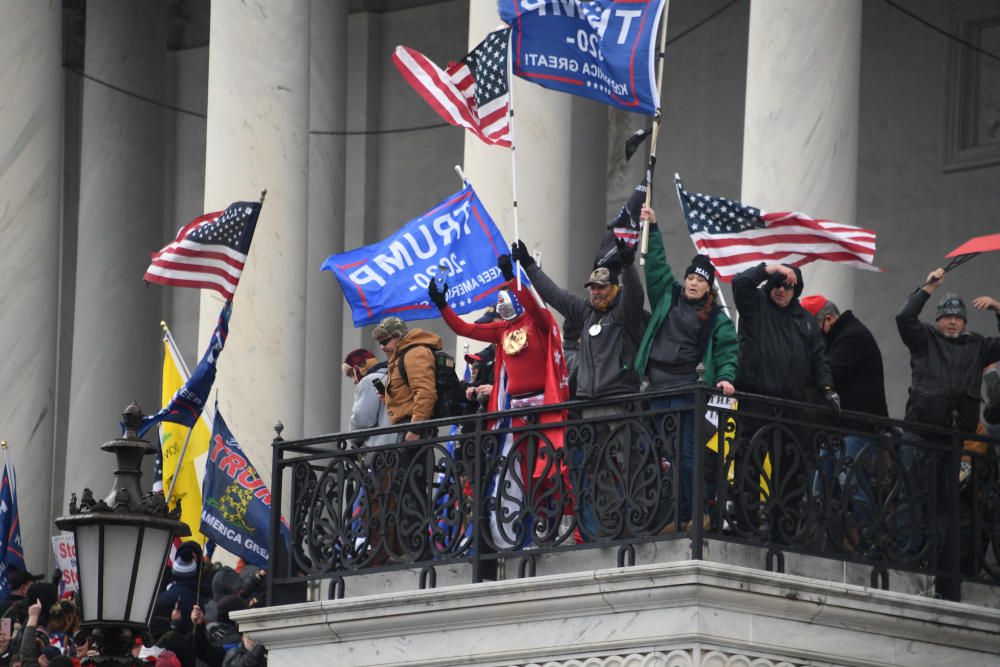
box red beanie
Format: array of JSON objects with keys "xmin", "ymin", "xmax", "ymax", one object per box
[{"xmin": 799, "ymin": 294, "xmax": 828, "ymax": 316}]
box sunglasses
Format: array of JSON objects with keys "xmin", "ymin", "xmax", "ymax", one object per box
[
  {"xmin": 376, "ymin": 337, "xmax": 392, "ymax": 346},
  {"xmin": 773, "ymin": 282, "xmax": 794, "ymax": 290}
]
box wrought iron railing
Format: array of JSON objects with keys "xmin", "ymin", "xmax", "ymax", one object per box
[{"xmin": 266, "ymin": 385, "xmax": 1000, "ymax": 603}]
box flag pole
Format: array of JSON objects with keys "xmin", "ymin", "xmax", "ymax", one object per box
[
  {"xmin": 505, "ymin": 28, "xmax": 523, "ymax": 290},
  {"xmin": 160, "ymin": 320, "xmax": 201, "ymax": 509},
  {"xmin": 1, "ymin": 441, "xmax": 11, "ymax": 498},
  {"xmin": 639, "ymin": 0, "xmax": 671, "ymax": 267}
]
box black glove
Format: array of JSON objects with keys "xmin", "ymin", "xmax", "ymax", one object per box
[
  {"xmin": 498, "ymin": 254, "xmax": 514, "ymax": 281},
  {"xmin": 428, "ymin": 279, "xmax": 448, "ymax": 309},
  {"xmin": 510, "ymin": 240, "xmax": 535, "ymax": 269},
  {"xmin": 823, "ymin": 386, "xmax": 841, "ymax": 414},
  {"xmin": 616, "ymin": 237, "xmax": 636, "ymax": 267}
]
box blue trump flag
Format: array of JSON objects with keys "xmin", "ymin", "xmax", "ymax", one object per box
[
  {"xmin": 499, "ymin": 0, "xmax": 666, "ymax": 115},
  {"xmin": 138, "ymin": 300, "xmax": 232, "ymax": 437},
  {"xmin": 200, "ymin": 410, "xmax": 288, "ymax": 569},
  {"xmin": 0, "ymin": 448, "xmax": 25, "ymax": 601},
  {"xmin": 322, "ymin": 185, "xmax": 516, "ymax": 327}
]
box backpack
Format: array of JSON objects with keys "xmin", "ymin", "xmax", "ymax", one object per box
[{"xmin": 397, "ymin": 345, "xmax": 465, "ymax": 418}]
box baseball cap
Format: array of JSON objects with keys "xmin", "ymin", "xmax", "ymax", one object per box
[
  {"xmin": 799, "ymin": 294, "xmax": 828, "ymax": 317},
  {"xmin": 584, "ymin": 266, "xmax": 617, "ymax": 288}
]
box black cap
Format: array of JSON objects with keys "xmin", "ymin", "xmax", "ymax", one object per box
[
  {"xmin": 684, "ymin": 254, "xmax": 716, "ymax": 287},
  {"xmin": 936, "ymin": 292, "xmax": 966, "ymax": 321},
  {"xmin": 8, "ymin": 569, "xmax": 43, "ymax": 590}
]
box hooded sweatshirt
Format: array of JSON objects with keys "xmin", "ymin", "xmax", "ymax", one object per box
[{"xmin": 384, "ymin": 328, "xmax": 444, "ymax": 424}]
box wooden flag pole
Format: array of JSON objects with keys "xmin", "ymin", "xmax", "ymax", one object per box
[
  {"xmin": 639, "ymin": 0, "xmax": 671, "ymax": 267},
  {"xmin": 162, "ymin": 320, "xmax": 198, "ymax": 509},
  {"xmin": 505, "ymin": 28, "xmax": 523, "ymax": 290}
]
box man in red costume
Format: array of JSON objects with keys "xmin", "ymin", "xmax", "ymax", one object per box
[{"xmin": 428, "ymin": 253, "xmax": 569, "ymax": 548}]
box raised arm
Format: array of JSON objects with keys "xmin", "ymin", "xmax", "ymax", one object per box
[
  {"xmin": 512, "ymin": 241, "xmax": 589, "ymax": 324},
  {"xmin": 642, "ymin": 208, "xmax": 678, "ymax": 307},
  {"xmin": 896, "ymin": 275, "xmax": 934, "ymax": 354}
]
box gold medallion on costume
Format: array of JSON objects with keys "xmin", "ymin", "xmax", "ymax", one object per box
[{"xmin": 503, "ymin": 327, "xmax": 528, "ymax": 355}]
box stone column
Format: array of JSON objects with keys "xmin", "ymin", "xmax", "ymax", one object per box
[
  {"xmin": 304, "ymin": 0, "xmax": 349, "ymax": 436},
  {"xmin": 462, "ymin": 4, "xmax": 607, "ymax": 298},
  {"xmin": 0, "ymin": 1, "xmax": 62, "ymax": 570},
  {"xmin": 339, "ymin": 11, "xmax": 382, "ymax": 423},
  {"xmin": 200, "ymin": 0, "xmax": 310, "ymax": 477},
  {"xmin": 64, "ymin": 0, "xmax": 167, "ymax": 506},
  {"xmin": 741, "ymin": 0, "xmax": 863, "ymax": 307}
]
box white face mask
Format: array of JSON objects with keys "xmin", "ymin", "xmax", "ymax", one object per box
[{"xmin": 496, "ymin": 291, "xmax": 517, "ymax": 321}]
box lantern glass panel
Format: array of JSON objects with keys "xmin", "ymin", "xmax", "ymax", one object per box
[
  {"xmin": 128, "ymin": 527, "xmax": 172, "ymax": 624},
  {"xmin": 75, "ymin": 524, "xmax": 101, "ymax": 621},
  {"xmin": 101, "ymin": 524, "xmax": 139, "ymax": 621}
]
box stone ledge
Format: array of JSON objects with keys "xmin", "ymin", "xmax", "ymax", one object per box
[{"xmin": 235, "ymin": 560, "xmax": 1000, "ymax": 666}]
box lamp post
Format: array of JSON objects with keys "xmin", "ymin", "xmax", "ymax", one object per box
[{"xmin": 56, "ymin": 403, "xmax": 189, "ymax": 665}]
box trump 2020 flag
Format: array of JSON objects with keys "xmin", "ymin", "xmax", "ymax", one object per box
[
  {"xmin": 201, "ymin": 410, "xmax": 287, "ymax": 569},
  {"xmin": 0, "ymin": 447, "xmax": 25, "ymax": 600},
  {"xmin": 322, "ymin": 185, "xmax": 517, "ymax": 327},
  {"xmin": 138, "ymin": 300, "xmax": 232, "ymax": 437},
  {"xmin": 499, "ymin": 0, "xmax": 666, "ymax": 115}
]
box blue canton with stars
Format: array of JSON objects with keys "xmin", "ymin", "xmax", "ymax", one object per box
[
  {"xmin": 676, "ymin": 177, "xmax": 763, "ymax": 235},
  {"xmin": 463, "ymin": 28, "xmax": 509, "ymax": 109},
  {"xmin": 189, "ymin": 203, "xmax": 260, "ymax": 254}
]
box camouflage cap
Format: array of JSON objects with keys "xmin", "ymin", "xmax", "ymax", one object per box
[
  {"xmin": 372, "ymin": 316, "xmax": 408, "ymax": 341},
  {"xmin": 584, "ymin": 266, "xmax": 618, "ymax": 288}
]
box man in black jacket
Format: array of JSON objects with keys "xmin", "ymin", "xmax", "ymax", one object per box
[
  {"xmin": 801, "ymin": 295, "xmax": 887, "ymax": 549},
  {"xmin": 895, "ymin": 267, "xmax": 1000, "ymax": 598},
  {"xmin": 731, "ymin": 263, "xmax": 839, "ymax": 542}
]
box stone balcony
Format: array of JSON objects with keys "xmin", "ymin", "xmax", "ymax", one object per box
[{"xmin": 241, "ymin": 388, "xmax": 1000, "ymax": 665}]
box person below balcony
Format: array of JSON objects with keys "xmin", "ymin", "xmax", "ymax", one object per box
[{"xmin": 633, "ymin": 206, "xmax": 737, "ymax": 531}]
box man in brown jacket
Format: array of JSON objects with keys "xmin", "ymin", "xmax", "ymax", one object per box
[{"xmin": 372, "ymin": 316, "xmax": 442, "ymax": 441}]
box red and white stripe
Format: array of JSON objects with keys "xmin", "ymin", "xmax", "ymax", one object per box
[
  {"xmin": 393, "ymin": 45, "xmax": 511, "ymax": 147},
  {"xmin": 144, "ymin": 211, "xmax": 246, "ymax": 300},
  {"xmin": 692, "ymin": 212, "xmax": 879, "ymax": 281}
]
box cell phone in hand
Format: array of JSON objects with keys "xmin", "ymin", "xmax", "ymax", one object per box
[
  {"xmin": 372, "ymin": 378, "xmax": 386, "ymax": 395},
  {"xmin": 1, "ymin": 617, "xmax": 10, "ymax": 637}
]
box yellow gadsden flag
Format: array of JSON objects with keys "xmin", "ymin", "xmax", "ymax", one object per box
[{"xmin": 160, "ymin": 332, "xmax": 211, "ymax": 546}]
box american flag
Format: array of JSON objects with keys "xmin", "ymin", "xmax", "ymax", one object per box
[
  {"xmin": 675, "ymin": 175, "xmax": 878, "ymax": 281},
  {"xmin": 145, "ymin": 202, "xmax": 261, "ymax": 300},
  {"xmin": 393, "ymin": 28, "xmax": 511, "ymax": 147}
]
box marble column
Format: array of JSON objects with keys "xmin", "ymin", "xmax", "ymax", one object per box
[
  {"xmin": 0, "ymin": 1, "xmax": 62, "ymax": 570},
  {"xmin": 200, "ymin": 0, "xmax": 310, "ymax": 478},
  {"xmin": 304, "ymin": 0, "xmax": 349, "ymax": 436},
  {"xmin": 741, "ymin": 0, "xmax": 863, "ymax": 308},
  {"xmin": 461, "ymin": 3, "xmax": 608, "ymax": 367},
  {"xmin": 64, "ymin": 1, "xmax": 167, "ymax": 507},
  {"xmin": 339, "ymin": 11, "xmax": 382, "ymax": 424}
]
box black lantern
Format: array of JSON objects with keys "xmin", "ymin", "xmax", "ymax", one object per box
[{"xmin": 56, "ymin": 403, "xmax": 189, "ymax": 664}]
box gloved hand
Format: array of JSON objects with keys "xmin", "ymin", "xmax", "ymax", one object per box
[
  {"xmin": 616, "ymin": 237, "xmax": 637, "ymax": 267},
  {"xmin": 823, "ymin": 386, "xmax": 841, "ymax": 414},
  {"xmin": 510, "ymin": 240, "xmax": 535, "ymax": 269},
  {"xmin": 428, "ymin": 279, "xmax": 448, "ymax": 309},
  {"xmin": 498, "ymin": 254, "xmax": 515, "ymax": 281}
]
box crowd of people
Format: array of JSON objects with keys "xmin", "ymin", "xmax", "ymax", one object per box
[
  {"xmin": 340, "ymin": 206, "xmax": 1000, "ymax": 588},
  {"xmin": 0, "ymin": 542, "xmax": 268, "ymax": 667}
]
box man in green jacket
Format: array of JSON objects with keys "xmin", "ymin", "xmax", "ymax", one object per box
[{"xmin": 635, "ymin": 206, "xmax": 738, "ymax": 526}]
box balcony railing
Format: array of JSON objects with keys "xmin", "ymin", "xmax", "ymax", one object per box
[{"xmin": 266, "ymin": 385, "xmax": 1000, "ymax": 603}]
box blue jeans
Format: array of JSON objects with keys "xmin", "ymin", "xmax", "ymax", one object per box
[
  {"xmin": 649, "ymin": 395, "xmax": 697, "ymax": 523},
  {"xmin": 813, "ymin": 435, "xmax": 876, "ymax": 542}
]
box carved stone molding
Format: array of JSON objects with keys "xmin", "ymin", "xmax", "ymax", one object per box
[{"xmin": 510, "ymin": 649, "xmax": 807, "ymax": 667}]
